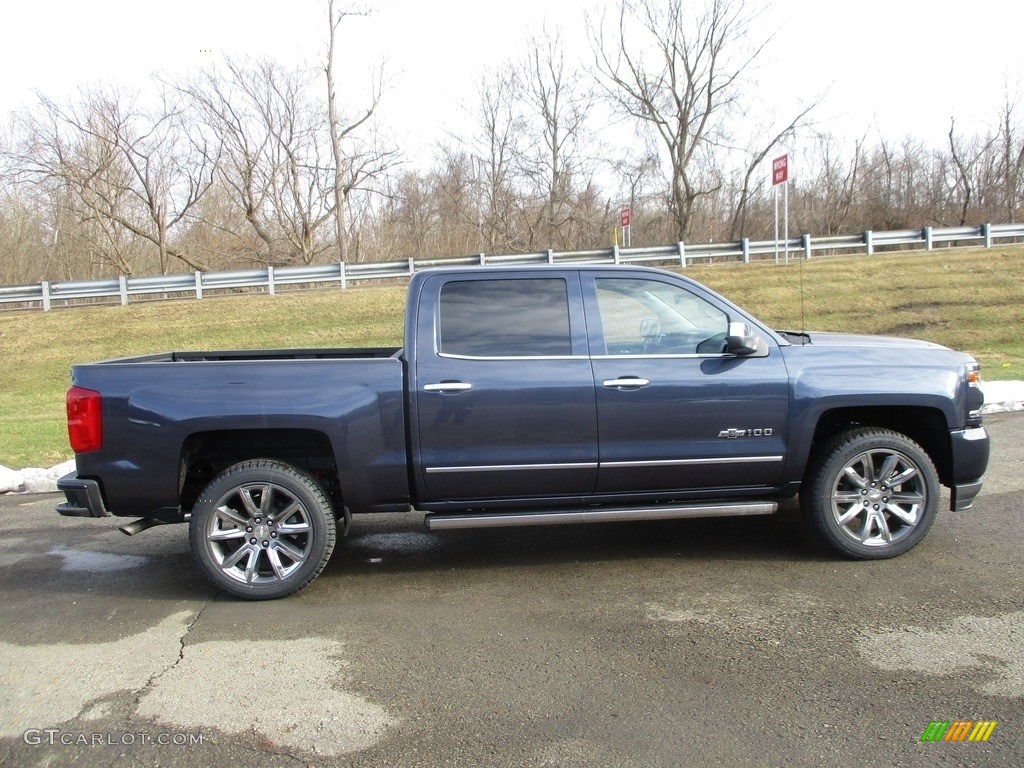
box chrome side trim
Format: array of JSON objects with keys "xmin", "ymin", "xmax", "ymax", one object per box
[
  {"xmin": 425, "ymin": 456, "xmax": 782, "ymax": 474},
  {"xmin": 590, "ymin": 353, "xmax": 730, "ymax": 360},
  {"xmin": 601, "ymin": 455, "xmax": 784, "ymax": 468},
  {"xmin": 425, "ymin": 501, "xmax": 779, "ymax": 530},
  {"xmin": 426, "ymin": 462, "xmax": 600, "ymax": 474},
  {"xmin": 437, "ymin": 352, "xmax": 586, "ymax": 361}
]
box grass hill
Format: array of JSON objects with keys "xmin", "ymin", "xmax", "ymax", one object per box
[{"xmin": 2, "ymin": 246, "xmax": 1021, "ymax": 468}]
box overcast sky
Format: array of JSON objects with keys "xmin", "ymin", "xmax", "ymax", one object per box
[{"xmin": 2, "ymin": 0, "xmax": 1021, "ymax": 163}]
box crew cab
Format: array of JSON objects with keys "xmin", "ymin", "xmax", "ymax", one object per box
[{"xmin": 57, "ymin": 266, "xmax": 990, "ymax": 598}]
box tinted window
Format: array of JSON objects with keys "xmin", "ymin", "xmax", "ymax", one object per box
[
  {"xmin": 595, "ymin": 278, "xmax": 728, "ymax": 355},
  {"xmin": 439, "ymin": 279, "xmax": 572, "ymax": 357}
]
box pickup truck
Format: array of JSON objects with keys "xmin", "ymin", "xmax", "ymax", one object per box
[{"xmin": 57, "ymin": 265, "xmax": 990, "ymax": 599}]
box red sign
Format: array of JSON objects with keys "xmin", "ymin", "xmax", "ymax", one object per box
[
  {"xmin": 620, "ymin": 207, "xmax": 631, "ymax": 227},
  {"xmin": 772, "ymin": 154, "xmax": 789, "ymax": 186}
]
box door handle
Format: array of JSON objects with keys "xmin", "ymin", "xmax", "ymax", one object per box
[
  {"xmin": 424, "ymin": 382, "xmax": 473, "ymax": 394},
  {"xmin": 602, "ymin": 377, "xmax": 650, "ymax": 390}
]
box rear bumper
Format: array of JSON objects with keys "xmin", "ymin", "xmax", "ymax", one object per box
[
  {"xmin": 56, "ymin": 473, "xmax": 110, "ymax": 518},
  {"xmin": 948, "ymin": 427, "xmax": 990, "ymax": 511}
]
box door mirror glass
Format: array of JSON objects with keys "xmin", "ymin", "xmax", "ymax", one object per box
[{"xmin": 726, "ymin": 322, "xmax": 760, "ymax": 355}]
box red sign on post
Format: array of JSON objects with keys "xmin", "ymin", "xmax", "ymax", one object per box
[
  {"xmin": 772, "ymin": 154, "xmax": 789, "ymax": 186},
  {"xmin": 620, "ymin": 207, "xmax": 631, "ymax": 227}
]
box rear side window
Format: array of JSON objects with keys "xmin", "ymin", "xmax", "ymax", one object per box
[{"xmin": 439, "ymin": 279, "xmax": 572, "ymax": 357}]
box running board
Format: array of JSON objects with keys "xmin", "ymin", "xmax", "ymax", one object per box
[{"xmin": 424, "ymin": 501, "xmax": 778, "ymax": 531}]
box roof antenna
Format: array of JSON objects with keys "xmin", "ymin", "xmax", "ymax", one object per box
[{"xmin": 799, "ymin": 239, "xmax": 806, "ymax": 336}]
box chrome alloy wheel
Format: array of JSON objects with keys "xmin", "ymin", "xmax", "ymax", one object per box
[
  {"xmin": 827, "ymin": 447, "xmax": 926, "ymax": 547},
  {"xmin": 204, "ymin": 481, "xmax": 315, "ymax": 585}
]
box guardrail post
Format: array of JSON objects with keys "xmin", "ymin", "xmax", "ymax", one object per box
[{"xmin": 12, "ymin": 222, "xmax": 1023, "ymax": 308}]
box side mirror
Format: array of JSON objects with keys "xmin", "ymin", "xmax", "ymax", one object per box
[{"xmin": 726, "ymin": 322, "xmax": 760, "ymax": 355}]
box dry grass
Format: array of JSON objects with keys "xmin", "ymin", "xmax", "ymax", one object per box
[
  {"xmin": 1, "ymin": 246, "xmax": 1021, "ymax": 468},
  {"xmin": 688, "ymin": 248, "xmax": 1024, "ymax": 375}
]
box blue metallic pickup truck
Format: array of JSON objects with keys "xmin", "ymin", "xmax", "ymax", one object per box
[{"xmin": 57, "ymin": 266, "xmax": 990, "ymax": 599}]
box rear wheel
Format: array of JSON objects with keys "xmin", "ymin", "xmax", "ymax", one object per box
[
  {"xmin": 802, "ymin": 428, "xmax": 939, "ymax": 559},
  {"xmin": 189, "ymin": 460, "xmax": 336, "ymax": 599}
]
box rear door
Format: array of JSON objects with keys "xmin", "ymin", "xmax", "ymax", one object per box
[
  {"xmin": 411, "ymin": 271, "xmax": 598, "ymax": 502},
  {"xmin": 584, "ymin": 272, "xmax": 790, "ymax": 495}
]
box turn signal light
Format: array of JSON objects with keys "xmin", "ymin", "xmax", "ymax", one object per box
[
  {"xmin": 965, "ymin": 363, "xmax": 982, "ymax": 385},
  {"xmin": 67, "ymin": 386, "xmax": 102, "ymax": 453}
]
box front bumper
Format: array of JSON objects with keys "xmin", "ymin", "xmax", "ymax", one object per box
[
  {"xmin": 56, "ymin": 473, "xmax": 110, "ymax": 518},
  {"xmin": 951, "ymin": 479, "xmax": 984, "ymax": 511},
  {"xmin": 948, "ymin": 427, "xmax": 990, "ymax": 511}
]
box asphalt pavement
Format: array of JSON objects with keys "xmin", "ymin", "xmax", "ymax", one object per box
[{"xmin": 1, "ymin": 413, "xmax": 1022, "ymax": 767}]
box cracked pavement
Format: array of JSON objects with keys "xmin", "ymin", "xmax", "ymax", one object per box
[{"xmin": 1, "ymin": 413, "xmax": 1022, "ymax": 766}]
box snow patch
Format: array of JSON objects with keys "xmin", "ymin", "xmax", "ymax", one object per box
[
  {"xmin": 0, "ymin": 465, "xmax": 22, "ymax": 494},
  {"xmin": 980, "ymin": 380, "xmax": 1024, "ymax": 414},
  {"xmin": 0, "ymin": 459, "xmax": 76, "ymax": 494}
]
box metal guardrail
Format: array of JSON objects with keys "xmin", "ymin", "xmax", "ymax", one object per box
[{"xmin": 2, "ymin": 222, "xmax": 1022, "ymax": 311}]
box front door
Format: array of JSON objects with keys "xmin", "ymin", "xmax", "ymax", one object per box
[{"xmin": 584, "ymin": 273, "xmax": 790, "ymax": 495}]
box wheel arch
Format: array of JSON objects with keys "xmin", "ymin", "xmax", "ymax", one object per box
[
  {"xmin": 807, "ymin": 406, "xmax": 952, "ymax": 485},
  {"xmin": 179, "ymin": 428, "xmax": 342, "ymax": 515}
]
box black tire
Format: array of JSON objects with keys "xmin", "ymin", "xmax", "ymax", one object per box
[
  {"xmin": 801, "ymin": 428, "xmax": 939, "ymax": 559},
  {"xmin": 189, "ymin": 460, "xmax": 336, "ymax": 599}
]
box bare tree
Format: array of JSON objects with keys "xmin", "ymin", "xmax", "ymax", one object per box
[
  {"xmin": 185, "ymin": 57, "xmax": 372, "ymax": 266},
  {"xmin": 728, "ymin": 101, "xmax": 816, "ymax": 239},
  {"xmin": 517, "ymin": 28, "xmax": 595, "ymax": 249},
  {"xmin": 0, "ymin": 186, "xmax": 50, "ymax": 283},
  {"xmin": 610, "ymin": 149, "xmax": 668, "ymax": 243},
  {"xmin": 12, "ymin": 87, "xmax": 217, "ymax": 275},
  {"xmin": 802, "ymin": 133, "xmax": 864, "ymax": 235},
  {"xmin": 431, "ymin": 148, "xmax": 480, "ymax": 254},
  {"xmin": 994, "ymin": 89, "xmax": 1024, "ymax": 222},
  {"xmin": 592, "ymin": 0, "xmax": 771, "ymax": 241},
  {"xmin": 947, "ymin": 117, "xmax": 994, "ymax": 225},
  {"xmin": 182, "ymin": 61, "xmax": 279, "ymax": 264},
  {"xmin": 466, "ymin": 68, "xmax": 524, "ymax": 253},
  {"xmin": 13, "ymin": 92, "xmax": 181, "ymax": 274},
  {"xmin": 324, "ymin": 0, "xmax": 400, "ymax": 262}
]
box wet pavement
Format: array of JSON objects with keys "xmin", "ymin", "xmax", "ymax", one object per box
[{"xmin": 1, "ymin": 413, "xmax": 1022, "ymax": 767}]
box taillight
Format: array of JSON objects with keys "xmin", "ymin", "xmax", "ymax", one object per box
[{"xmin": 67, "ymin": 386, "xmax": 102, "ymax": 453}]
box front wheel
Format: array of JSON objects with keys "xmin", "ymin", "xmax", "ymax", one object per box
[
  {"xmin": 802, "ymin": 428, "xmax": 939, "ymax": 559},
  {"xmin": 189, "ymin": 460, "xmax": 337, "ymax": 599}
]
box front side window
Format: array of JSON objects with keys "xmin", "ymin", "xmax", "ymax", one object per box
[
  {"xmin": 439, "ymin": 278, "xmax": 572, "ymax": 357},
  {"xmin": 595, "ymin": 278, "xmax": 728, "ymax": 355}
]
